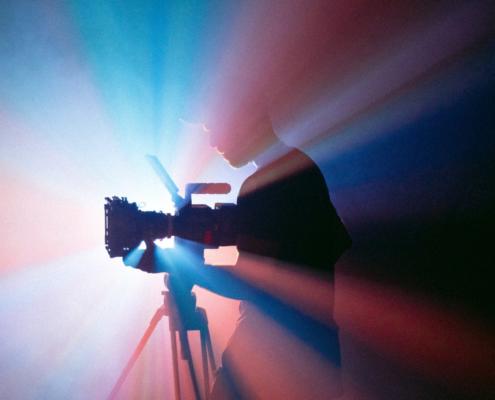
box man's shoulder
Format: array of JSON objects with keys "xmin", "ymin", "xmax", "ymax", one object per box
[{"xmin": 240, "ymin": 147, "xmax": 325, "ymax": 197}]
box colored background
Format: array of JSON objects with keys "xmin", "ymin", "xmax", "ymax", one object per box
[{"xmin": 1, "ymin": 1, "xmax": 494, "ymax": 399}]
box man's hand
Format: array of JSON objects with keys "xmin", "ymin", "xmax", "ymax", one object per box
[
  {"xmin": 123, "ymin": 239, "xmax": 206, "ymax": 284},
  {"xmin": 123, "ymin": 239, "xmax": 168, "ymax": 273}
]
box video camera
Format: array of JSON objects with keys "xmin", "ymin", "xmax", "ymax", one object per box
[{"xmin": 104, "ymin": 155, "xmax": 237, "ymax": 260}]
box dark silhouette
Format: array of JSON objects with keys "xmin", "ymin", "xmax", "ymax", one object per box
[{"xmin": 188, "ymin": 96, "xmax": 351, "ymax": 399}]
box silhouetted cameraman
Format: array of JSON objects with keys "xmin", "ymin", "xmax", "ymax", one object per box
[{"xmin": 187, "ymin": 94, "xmax": 351, "ymax": 399}]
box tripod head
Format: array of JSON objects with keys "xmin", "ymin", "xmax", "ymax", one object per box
[
  {"xmin": 163, "ymin": 272, "xmax": 200, "ymax": 327},
  {"xmin": 160, "ymin": 238, "xmax": 207, "ymax": 330}
]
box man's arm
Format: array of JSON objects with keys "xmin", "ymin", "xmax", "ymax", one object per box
[{"xmin": 191, "ymin": 251, "xmax": 336, "ymax": 325}]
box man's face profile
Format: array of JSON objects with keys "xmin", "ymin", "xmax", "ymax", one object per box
[
  {"xmin": 204, "ymin": 97, "xmax": 274, "ymax": 169},
  {"xmin": 204, "ymin": 120, "xmax": 252, "ymax": 168}
]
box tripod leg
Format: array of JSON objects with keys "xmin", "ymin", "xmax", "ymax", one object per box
[
  {"xmin": 107, "ymin": 307, "xmax": 165, "ymax": 400},
  {"xmin": 204, "ymin": 328, "xmax": 217, "ymax": 373},
  {"xmin": 170, "ymin": 328, "xmax": 182, "ymax": 400},
  {"xmin": 200, "ymin": 330, "xmax": 210, "ymax": 400},
  {"xmin": 180, "ymin": 331, "xmax": 203, "ymax": 400}
]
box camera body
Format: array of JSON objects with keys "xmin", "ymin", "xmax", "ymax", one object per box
[
  {"xmin": 104, "ymin": 195, "xmax": 237, "ymax": 259},
  {"xmin": 105, "ymin": 156, "xmax": 238, "ymax": 260}
]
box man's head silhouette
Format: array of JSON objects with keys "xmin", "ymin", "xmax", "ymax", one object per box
[{"xmin": 203, "ymin": 92, "xmax": 279, "ymax": 168}]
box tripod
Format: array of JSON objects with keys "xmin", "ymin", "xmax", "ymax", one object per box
[{"xmin": 108, "ymin": 275, "xmax": 217, "ymax": 400}]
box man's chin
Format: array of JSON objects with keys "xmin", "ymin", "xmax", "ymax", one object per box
[
  {"xmin": 227, "ymin": 159, "xmax": 247, "ymax": 169},
  {"xmin": 223, "ymin": 155, "xmax": 249, "ymax": 169}
]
